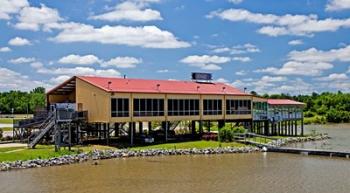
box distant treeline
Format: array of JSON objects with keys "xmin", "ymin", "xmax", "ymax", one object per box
[
  {"xmin": 253, "ymin": 91, "xmax": 350, "ymax": 123},
  {"xmin": 0, "ymin": 87, "xmax": 45, "ymax": 114}
]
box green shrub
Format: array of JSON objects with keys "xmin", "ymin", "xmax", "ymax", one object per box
[
  {"xmin": 0, "ymin": 129, "xmax": 3, "ymax": 139},
  {"xmin": 219, "ymin": 125, "xmax": 246, "ymax": 142},
  {"xmin": 326, "ymin": 108, "xmax": 350, "ymax": 123},
  {"xmin": 304, "ymin": 111, "xmax": 315, "ymax": 118}
]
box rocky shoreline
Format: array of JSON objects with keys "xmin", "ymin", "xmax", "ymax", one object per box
[
  {"xmin": 266, "ymin": 134, "xmax": 330, "ymax": 147},
  {"xmin": 0, "ymin": 146, "xmax": 260, "ymax": 171},
  {"xmin": 0, "ymin": 134, "xmax": 330, "ymax": 172}
]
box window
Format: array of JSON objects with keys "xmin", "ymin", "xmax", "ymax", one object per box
[
  {"xmin": 226, "ymin": 100, "xmax": 251, "ymax": 115},
  {"xmin": 133, "ymin": 98, "xmax": 164, "ymax": 117},
  {"xmin": 168, "ymin": 99, "xmax": 199, "ymax": 116},
  {"xmin": 203, "ymin": 99, "xmax": 222, "ymax": 115},
  {"xmin": 111, "ymin": 98, "xmax": 129, "ymax": 117}
]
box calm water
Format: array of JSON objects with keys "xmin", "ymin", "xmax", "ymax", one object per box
[
  {"xmin": 288, "ymin": 123, "xmax": 350, "ymax": 152},
  {"xmin": 0, "ymin": 124, "xmax": 350, "ymax": 193}
]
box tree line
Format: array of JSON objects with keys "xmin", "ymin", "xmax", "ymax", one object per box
[
  {"xmin": 253, "ymin": 91, "xmax": 350, "ymax": 123},
  {"xmin": 0, "ymin": 87, "xmax": 45, "ymax": 115}
]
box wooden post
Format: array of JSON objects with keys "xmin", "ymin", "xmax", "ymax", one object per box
[
  {"xmin": 106, "ymin": 123, "xmax": 110, "ymax": 145},
  {"xmin": 68, "ymin": 123, "xmax": 72, "ymax": 151},
  {"xmin": 208, "ymin": 120, "xmax": 211, "ymax": 132},
  {"xmin": 130, "ymin": 122, "xmax": 134, "ymax": 146},
  {"xmin": 301, "ymin": 119, "xmax": 304, "ymax": 136},
  {"xmin": 165, "ymin": 121, "xmax": 168, "ymax": 142}
]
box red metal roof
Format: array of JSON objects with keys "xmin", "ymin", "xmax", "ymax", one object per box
[
  {"xmin": 76, "ymin": 76, "xmax": 248, "ymax": 95},
  {"xmin": 267, "ymin": 99, "xmax": 305, "ymax": 106}
]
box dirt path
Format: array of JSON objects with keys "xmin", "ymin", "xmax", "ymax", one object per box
[{"xmin": 0, "ymin": 143, "xmax": 27, "ymax": 148}]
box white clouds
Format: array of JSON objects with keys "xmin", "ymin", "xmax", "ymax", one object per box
[
  {"xmin": 326, "ymin": 0, "xmax": 350, "ymax": 11},
  {"xmin": 0, "ymin": 0, "xmax": 28, "ymax": 20},
  {"xmin": 8, "ymin": 57, "xmax": 35, "ymax": 64},
  {"xmin": 288, "ymin": 45, "xmax": 350, "ymax": 63},
  {"xmin": 256, "ymin": 45, "xmax": 350, "ymax": 76},
  {"xmin": 215, "ymin": 78, "xmax": 229, "ymax": 83},
  {"xmin": 51, "ymin": 24, "xmax": 190, "ymax": 49},
  {"xmin": 256, "ymin": 61, "xmax": 333, "ymax": 76},
  {"xmin": 8, "ymin": 37, "xmax": 31, "ymax": 46},
  {"xmin": 288, "ymin": 39, "xmax": 303, "ymax": 45},
  {"xmin": 180, "ymin": 55, "xmax": 231, "ymax": 71},
  {"xmin": 0, "ymin": 67, "xmax": 48, "ymax": 91},
  {"xmin": 37, "ymin": 66, "xmax": 121, "ymax": 77},
  {"xmin": 208, "ymin": 8, "xmax": 350, "ymax": 37},
  {"xmin": 30, "ymin": 62, "xmax": 44, "ymax": 69},
  {"xmin": 4, "ymin": 2, "xmax": 188, "ymax": 49},
  {"xmin": 232, "ymin": 76, "xmax": 313, "ymax": 95},
  {"xmin": 212, "ymin": 43, "xmax": 260, "ymax": 55},
  {"xmin": 58, "ymin": 54, "xmax": 101, "ymax": 65},
  {"xmin": 0, "ymin": 47, "xmax": 11, "ymax": 52},
  {"xmin": 157, "ymin": 69, "xmax": 169, "ymax": 73},
  {"xmin": 101, "ymin": 57, "xmax": 142, "ymax": 68},
  {"xmin": 316, "ymin": 73, "xmax": 348, "ymax": 81},
  {"xmin": 235, "ymin": 70, "xmax": 246, "ymax": 76},
  {"xmin": 90, "ymin": 1, "xmax": 162, "ymax": 22},
  {"xmin": 232, "ymin": 56, "xmax": 251, "ymax": 62},
  {"xmin": 57, "ymin": 54, "xmax": 142, "ymax": 68},
  {"xmin": 15, "ymin": 4, "xmax": 63, "ymax": 31},
  {"xmin": 228, "ymin": 0, "xmax": 244, "ymax": 4},
  {"xmin": 315, "ymin": 73, "xmax": 350, "ymax": 92},
  {"xmin": 49, "ymin": 75, "xmax": 71, "ymax": 85},
  {"xmin": 181, "ymin": 55, "xmax": 231, "ymax": 64}
]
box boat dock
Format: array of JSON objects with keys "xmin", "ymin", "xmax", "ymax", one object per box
[{"xmin": 268, "ymin": 147, "xmax": 350, "ymax": 158}]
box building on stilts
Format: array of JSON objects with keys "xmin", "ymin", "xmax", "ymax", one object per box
[{"xmin": 13, "ymin": 74, "xmax": 305, "ymax": 149}]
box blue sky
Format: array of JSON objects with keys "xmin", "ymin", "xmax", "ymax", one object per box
[{"xmin": 0, "ymin": 0, "xmax": 349, "ymax": 94}]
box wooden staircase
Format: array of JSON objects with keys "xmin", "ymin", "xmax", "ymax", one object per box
[{"xmin": 28, "ymin": 111, "xmax": 56, "ymax": 149}]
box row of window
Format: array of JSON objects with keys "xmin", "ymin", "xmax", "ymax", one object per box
[
  {"xmin": 226, "ymin": 100, "xmax": 251, "ymax": 115},
  {"xmin": 168, "ymin": 99, "xmax": 200, "ymax": 116},
  {"xmin": 111, "ymin": 98, "xmax": 252, "ymax": 117}
]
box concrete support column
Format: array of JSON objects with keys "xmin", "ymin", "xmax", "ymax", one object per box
[
  {"xmin": 129, "ymin": 122, "xmax": 135, "ymax": 146},
  {"xmin": 106, "ymin": 123, "xmax": 110, "ymax": 145}
]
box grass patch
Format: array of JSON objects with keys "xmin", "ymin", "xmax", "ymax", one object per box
[
  {"xmin": 130, "ymin": 140, "xmax": 247, "ymax": 150},
  {"xmin": 0, "ymin": 118, "xmax": 13, "ymax": 124},
  {"xmin": 1, "ymin": 127, "xmax": 13, "ymax": 131},
  {"xmin": 0, "ymin": 147, "xmax": 24, "ymax": 153},
  {"xmin": 0, "ymin": 145, "xmax": 118, "ymax": 162},
  {"xmin": 304, "ymin": 115, "xmax": 327, "ymax": 124},
  {"xmin": 0, "ymin": 145, "xmax": 77, "ymax": 162}
]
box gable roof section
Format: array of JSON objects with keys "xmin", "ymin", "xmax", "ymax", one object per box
[
  {"xmin": 75, "ymin": 76, "xmax": 248, "ymax": 95},
  {"xmin": 267, "ymin": 99, "xmax": 305, "ymax": 106},
  {"xmin": 47, "ymin": 76, "xmax": 76, "ymax": 95}
]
